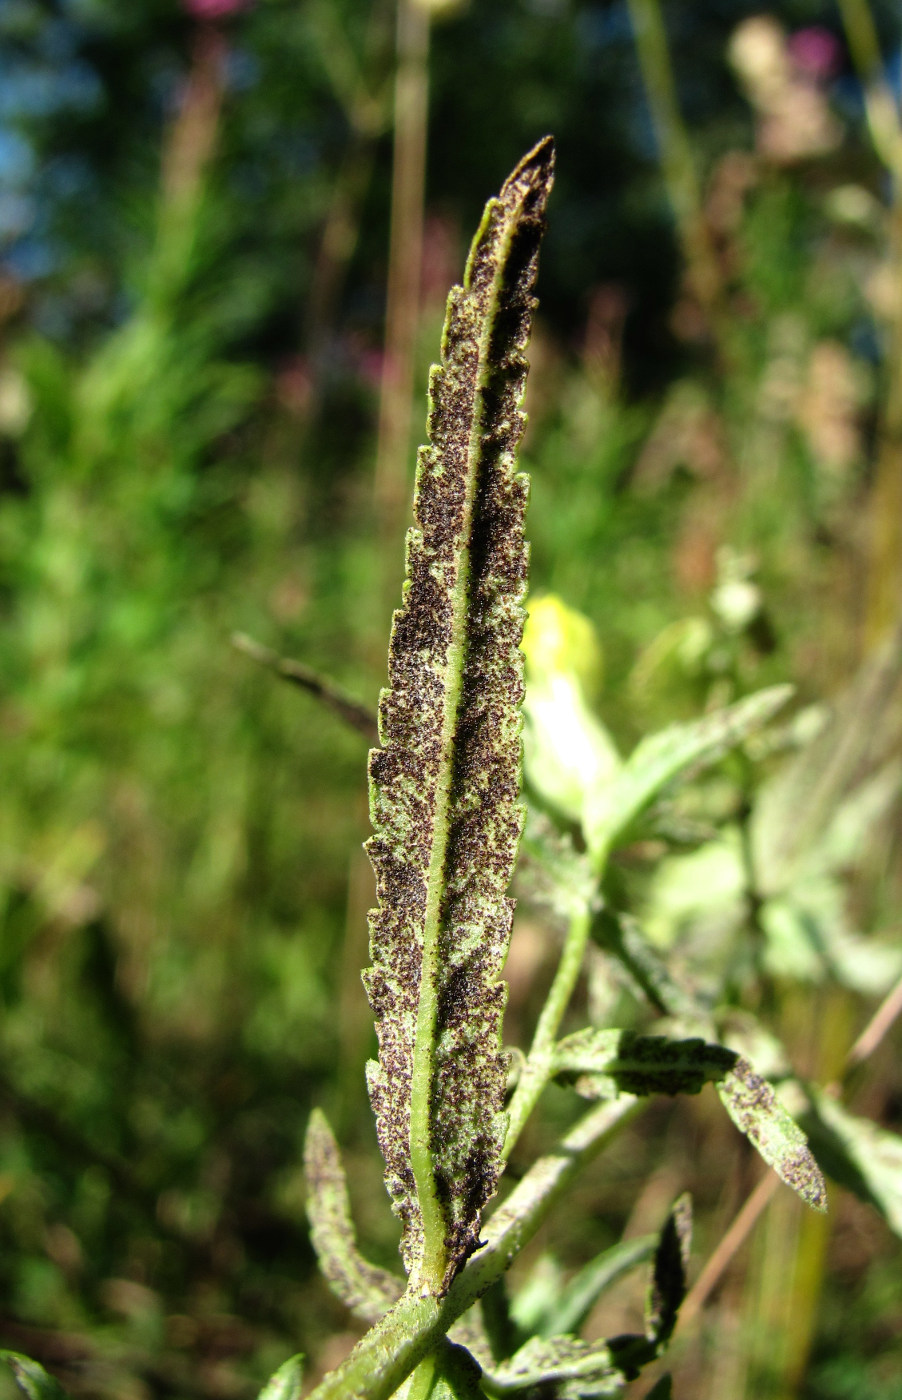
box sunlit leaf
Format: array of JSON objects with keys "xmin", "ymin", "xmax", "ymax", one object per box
[
  {"xmin": 554, "ymin": 1029, "xmax": 737, "ymax": 1100},
  {"xmin": 717, "ymin": 1058, "xmax": 827, "ymax": 1210},
  {"xmin": 0, "ymin": 1354, "xmax": 69, "ymax": 1400},
  {"xmin": 584, "ymin": 685, "xmax": 793, "ymax": 862},
  {"xmin": 256, "ymin": 1354, "xmax": 304, "ymax": 1400},
  {"xmin": 802, "ymin": 1089, "xmax": 902, "ymax": 1237}
]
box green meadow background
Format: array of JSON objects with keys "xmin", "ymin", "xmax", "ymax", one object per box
[{"xmin": 0, "ymin": 1, "xmax": 900, "ymax": 1396}]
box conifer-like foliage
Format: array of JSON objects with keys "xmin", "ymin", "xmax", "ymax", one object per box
[{"xmin": 364, "ymin": 137, "xmax": 555, "ymax": 1294}]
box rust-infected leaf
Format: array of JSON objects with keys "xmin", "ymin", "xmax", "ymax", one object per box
[
  {"xmin": 363, "ymin": 139, "xmax": 555, "ymax": 1293},
  {"xmin": 304, "ymin": 1108, "xmax": 403, "ymax": 1320}
]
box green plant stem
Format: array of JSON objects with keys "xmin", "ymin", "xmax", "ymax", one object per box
[
  {"xmin": 374, "ymin": 0, "xmax": 430, "ymax": 610},
  {"xmin": 305, "ymin": 1095, "xmax": 641, "ymax": 1400},
  {"xmin": 835, "ymin": 0, "xmax": 902, "ymax": 173},
  {"xmin": 503, "ymin": 903, "xmax": 593, "ymax": 1158},
  {"xmin": 835, "ymin": 0, "xmax": 902, "ymax": 644},
  {"xmin": 304, "ymin": 0, "xmax": 392, "ymax": 417},
  {"xmin": 625, "ymin": 0, "xmax": 728, "ymax": 354}
]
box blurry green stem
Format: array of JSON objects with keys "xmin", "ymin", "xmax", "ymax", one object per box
[
  {"xmin": 626, "ymin": 0, "xmax": 728, "ymax": 354},
  {"xmin": 374, "ymin": 0, "xmax": 430, "ymax": 593},
  {"xmin": 835, "ymin": 0, "xmax": 902, "ymax": 173},
  {"xmin": 151, "ymin": 24, "xmax": 225, "ymax": 309},
  {"xmin": 305, "ymin": 0, "xmax": 393, "ymax": 407},
  {"xmin": 836, "ymin": 0, "xmax": 902, "ymax": 643},
  {"xmin": 504, "ymin": 903, "xmax": 593, "ymax": 1158}
]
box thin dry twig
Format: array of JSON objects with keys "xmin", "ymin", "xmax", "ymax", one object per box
[
  {"xmin": 231, "ymin": 632, "xmax": 378, "ymax": 742},
  {"xmin": 677, "ymin": 1170, "xmax": 779, "ymax": 1330},
  {"xmin": 845, "ymin": 968, "xmax": 902, "ymax": 1072}
]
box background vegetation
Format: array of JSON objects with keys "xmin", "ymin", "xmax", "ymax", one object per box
[{"xmin": 0, "ymin": 1, "xmax": 901, "ymax": 1396}]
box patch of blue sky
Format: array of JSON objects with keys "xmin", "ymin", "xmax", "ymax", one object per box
[
  {"xmin": 0, "ymin": 57, "xmax": 102, "ymax": 120},
  {"xmin": 226, "ymin": 46, "xmax": 260, "ymax": 94},
  {"xmin": 4, "ymin": 234, "xmax": 56, "ymax": 280},
  {"xmin": 0, "ymin": 128, "xmax": 35, "ymax": 185},
  {"xmin": 0, "ymin": 190, "xmax": 35, "ymax": 240}
]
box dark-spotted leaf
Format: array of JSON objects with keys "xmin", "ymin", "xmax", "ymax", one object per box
[
  {"xmin": 645, "ymin": 1194, "xmax": 692, "ymax": 1346},
  {"xmin": 554, "ymin": 1029, "xmax": 737, "ymax": 1100},
  {"xmin": 364, "ymin": 138, "xmax": 555, "ymax": 1293},
  {"xmin": 718, "ymin": 1058, "xmax": 827, "ymax": 1210},
  {"xmin": 606, "ymin": 1197, "xmax": 692, "ymax": 1377},
  {"xmin": 304, "ymin": 1108, "xmax": 402, "ymax": 1321},
  {"xmin": 481, "ymin": 1336, "xmax": 624, "ymax": 1398}
]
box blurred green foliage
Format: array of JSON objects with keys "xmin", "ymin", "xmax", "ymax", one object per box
[{"xmin": 0, "ymin": 1, "xmax": 901, "ymax": 1397}]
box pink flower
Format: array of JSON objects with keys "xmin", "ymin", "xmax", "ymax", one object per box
[
  {"xmin": 788, "ymin": 27, "xmax": 842, "ymax": 83},
  {"xmin": 183, "ymin": 0, "xmax": 252, "ymax": 20}
]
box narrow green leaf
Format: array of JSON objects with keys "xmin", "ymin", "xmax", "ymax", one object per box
[
  {"xmin": 554, "ymin": 1029, "xmax": 737, "ymax": 1100},
  {"xmin": 364, "ymin": 138, "xmax": 555, "ymax": 1293},
  {"xmin": 802, "ymin": 1088, "xmax": 902, "ymax": 1236},
  {"xmin": 304, "ymin": 1108, "xmax": 403, "ymax": 1320},
  {"xmin": 605, "ymin": 1198, "xmax": 692, "ymax": 1379},
  {"xmin": 590, "ymin": 908, "xmax": 702, "ymax": 1020},
  {"xmin": 535, "ymin": 1235, "xmax": 657, "ymax": 1338},
  {"xmin": 0, "ymin": 1354, "xmax": 68, "ymax": 1400},
  {"xmin": 256, "ymin": 1354, "xmax": 305, "ymax": 1400},
  {"xmin": 717, "ymin": 1058, "xmax": 827, "ymax": 1211},
  {"xmin": 481, "ymin": 1335, "xmax": 624, "ymax": 1398},
  {"xmin": 643, "ymin": 1376, "xmax": 673, "ymax": 1400},
  {"xmin": 584, "ymin": 685, "xmax": 794, "ymax": 862},
  {"xmin": 644, "ymin": 1194, "xmax": 691, "ymax": 1347}
]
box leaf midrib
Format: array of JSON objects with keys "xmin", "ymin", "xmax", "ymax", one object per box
[{"xmin": 407, "ymin": 197, "xmax": 519, "ymax": 1293}]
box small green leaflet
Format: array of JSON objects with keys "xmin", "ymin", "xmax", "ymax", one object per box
[
  {"xmin": 304, "ymin": 1107, "xmax": 403, "ymax": 1321},
  {"xmin": 0, "ymin": 1354, "xmax": 69, "ymax": 1400},
  {"xmin": 256, "ymin": 1354, "xmax": 304, "ymax": 1400},
  {"xmin": 583, "ymin": 684, "xmax": 793, "ymax": 863},
  {"xmin": 718, "ymin": 1059, "xmax": 827, "ymax": 1211}
]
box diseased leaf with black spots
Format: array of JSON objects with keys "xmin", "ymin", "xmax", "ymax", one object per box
[{"xmin": 363, "ymin": 139, "xmax": 555, "ymax": 1293}]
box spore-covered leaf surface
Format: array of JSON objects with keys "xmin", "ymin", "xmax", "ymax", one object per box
[{"xmin": 363, "ymin": 139, "xmax": 555, "ymax": 1292}]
